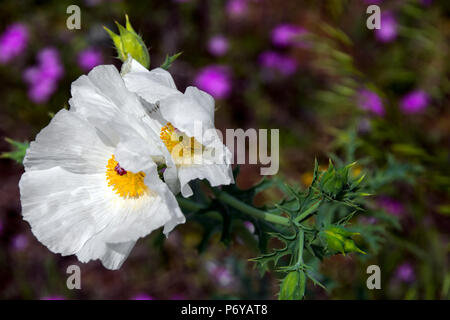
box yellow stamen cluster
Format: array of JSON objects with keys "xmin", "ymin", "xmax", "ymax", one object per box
[
  {"xmin": 160, "ymin": 122, "xmax": 180, "ymax": 153},
  {"xmin": 160, "ymin": 122, "xmax": 200, "ymax": 161},
  {"xmin": 106, "ymin": 155, "xmax": 147, "ymax": 198}
]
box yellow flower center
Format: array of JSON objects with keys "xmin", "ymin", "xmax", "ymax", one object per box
[
  {"xmin": 106, "ymin": 155, "xmax": 148, "ymax": 198},
  {"xmin": 160, "ymin": 122, "xmax": 203, "ymax": 164}
]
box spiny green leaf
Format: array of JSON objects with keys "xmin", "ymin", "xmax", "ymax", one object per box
[
  {"xmin": 160, "ymin": 52, "xmax": 183, "ymax": 70},
  {"xmin": 1, "ymin": 138, "xmax": 29, "ymax": 164}
]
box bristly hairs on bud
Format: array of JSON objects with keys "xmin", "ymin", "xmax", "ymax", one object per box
[{"xmin": 104, "ymin": 14, "xmax": 150, "ymax": 69}]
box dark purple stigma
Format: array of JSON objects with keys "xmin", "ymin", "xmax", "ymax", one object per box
[{"xmin": 114, "ymin": 163, "xmax": 127, "ymax": 176}]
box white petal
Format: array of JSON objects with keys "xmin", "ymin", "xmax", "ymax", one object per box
[
  {"xmin": 184, "ymin": 86, "xmax": 215, "ymax": 123},
  {"xmin": 76, "ymin": 237, "xmax": 136, "ymax": 270},
  {"xmin": 122, "ymin": 59, "xmax": 180, "ymax": 104},
  {"xmin": 99, "ymin": 164, "xmax": 185, "ymax": 243},
  {"xmin": 70, "ymin": 64, "xmax": 147, "ymax": 120},
  {"xmin": 158, "ymin": 90, "xmax": 215, "ymax": 143},
  {"xmin": 19, "ymin": 167, "xmax": 110, "ymax": 256},
  {"xmin": 178, "ymin": 164, "xmax": 234, "ymax": 197},
  {"xmin": 24, "ymin": 109, "xmax": 112, "ymax": 174}
]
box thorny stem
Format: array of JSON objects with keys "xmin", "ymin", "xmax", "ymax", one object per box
[
  {"xmin": 177, "ymin": 190, "xmax": 292, "ymax": 227},
  {"xmin": 216, "ymin": 192, "xmax": 292, "ymax": 227}
]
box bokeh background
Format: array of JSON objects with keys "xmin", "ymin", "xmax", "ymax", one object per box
[{"xmin": 0, "ymin": 0, "xmax": 449, "ymax": 299}]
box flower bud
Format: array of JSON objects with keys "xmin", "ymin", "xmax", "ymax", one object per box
[
  {"xmin": 320, "ymin": 225, "xmax": 366, "ymax": 255},
  {"xmin": 279, "ymin": 270, "xmax": 306, "ymax": 300},
  {"xmin": 104, "ymin": 15, "xmax": 150, "ymax": 69}
]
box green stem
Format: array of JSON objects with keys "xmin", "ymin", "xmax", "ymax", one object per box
[
  {"xmin": 297, "ymin": 229, "xmax": 304, "ymax": 265},
  {"xmin": 177, "ymin": 197, "xmax": 207, "ymax": 212},
  {"xmin": 216, "ymin": 191, "xmax": 291, "ymax": 227},
  {"xmin": 294, "ymin": 199, "xmax": 322, "ymax": 223}
]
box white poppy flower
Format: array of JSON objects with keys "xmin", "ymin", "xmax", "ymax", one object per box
[
  {"xmin": 19, "ymin": 65, "xmax": 185, "ymax": 270},
  {"xmin": 121, "ymin": 58, "xmax": 234, "ymax": 197}
]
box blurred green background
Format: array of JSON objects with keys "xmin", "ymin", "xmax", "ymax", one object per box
[{"xmin": 0, "ymin": 0, "xmax": 449, "ymax": 299}]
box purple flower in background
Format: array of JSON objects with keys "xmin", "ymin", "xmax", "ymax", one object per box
[
  {"xmin": 400, "ymin": 90, "xmax": 429, "ymax": 114},
  {"xmin": 77, "ymin": 48, "xmax": 103, "ymax": 72},
  {"xmin": 226, "ymin": 0, "xmax": 248, "ymax": 18},
  {"xmin": 360, "ymin": 216, "xmax": 378, "ymax": 225},
  {"xmin": 131, "ymin": 293, "xmax": 154, "ymax": 300},
  {"xmin": 0, "ymin": 220, "xmax": 3, "ymax": 234},
  {"xmin": 84, "ymin": 0, "xmax": 103, "ymax": 6},
  {"xmin": 23, "ymin": 47, "xmax": 64, "ymax": 103},
  {"xmin": 395, "ymin": 263, "xmax": 416, "ymax": 283},
  {"xmin": 170, "ymin": 294, "xmax": 186, "ymax": 300},
  {"xmin": 259, "ymin": 51, "xmax": 281, "ymax": 69},
  {"xmin": 0, "ymin": 23, "xmax": 28, "ymax": 63},
  {"xmin": 364, "ymin": 0, "xmax": 382, "ymax": 4},
  {"xmin": 357, "ymin": 118, "xmax": 372, "ymax": 134},
  {"xmin": 271, "ymin": 24, "xmax": 307, "ymax": 47},
  {"xmin": 259, "ymin": 51, "xmax": 298, "ymax": 76},
  {"xmin": 208, "ymin": 35, "xmax": 229, "ymax": 57},
  {"xmin": 206, "ymin": 262, "xmax": 234, "ymax": 287},
  {"xmin": 357, "ymin": 89, "xmax": 385, "ymax": 116},
  {"xmin": 276, "ymin": 55, "xmax": 298, "ymax": 76},
  {"xmin": 11, "ymin": 234, "xmax": 28, "ymax": 251},
  {"xmin": 375, "ymin": 12, "xmax": 398, "ymax": 43},
  {"xmin": 41, "ymin": 295, "xmax": 66, "ymax": 300},
  {"xmin": 421, "ymin": 0, "xmax": 433, "ymax": 6},
  {"xmin": 243, "ymin": 221, "xmax": 255, "ymax": 233},
  {"xmin": 377, "ymin": 197, "xmax": 404, "ymax": 216},
  {"xmin": 194, "ymin": 65, "xmax": 231, "ymax": 99},
  {"xmin": 38, "ymin": 48, "xmax": 64, "ymax": 79}
]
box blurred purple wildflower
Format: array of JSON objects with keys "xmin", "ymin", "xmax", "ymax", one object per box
[
  {"xmin": 375, "ymin": 12, "xmax": 398, "ymax": 43},
  {"xmin": 243, "ymin": 221, "xmax": 255, "ymax": 233},
  {"xmin": 84, "ymin": 0, "xmax": 103, "ymax": 6},
  {"xmin": 0, "ymin": 220, "xmax": 3, "ymax": 234},
  {"xmin": 11, "ymin": 234, "xmax": 28, "ymax": 251},
  {"xmin": 41, "ymin": 295, "xmax": 66, "ymax": 300},
  {"xmin": 360, "ymin": 216, "xmax": 378, "ymax": 225},
  {"xmin": 206, "ymin": 262, "xmax": 234, "ymax": 287},
  {"xmin": 194, "ymin": 65, "xmax": 231, "ymax": 99},
  {"xmin": 0, "ymin": 23, "xmax": 29, "ymax": 63},
  {"xmin": 170, "ymin": 294, "xmax": 186, "ymax": 300},
  {"xmin": 400, "ymin": 90, "xmax": 429, "ymax": 114},
  {"xmin": 357, "ymin": 89, "xmax": 385, "ymax": 116},
  {"xmin": 77, "ymin": 48, "xmax": 103, "ymax": 72},
  {"xmin": 131, "ymin": 293, "xmax": 154, "ymax": 300},
  {"xmin": 208, "ymin": 35, "xmax": 229, "ymax": 57},
  {"xmin": 394, "ymin": 263, "xmax": 416, "ymax": 283},
  {"xmin": 38, "ymin": 48, "xmax": 64, "ymax": 79},
  {"xmin": 421, "ymin": 0, "xmax": 433, "ymax": 6},
  {"xmin": 377, "ymin": 196, "xmax": 404, "ymax": 216},
  {"xmin": 357, "ymin": 118, "xmax": 372, "ymax": 134},
  {"xmin": 23, "ymin": 47, "xmax": 64, "ymax": 103},
  {"xmin": 259, "ymin": 51, "xmax": 298, "ymax": 76},
  {"xmin": 271, "ymin": 24, "xmax": 307, "ymax": 47},
  {"xmin": 226, "ymin": 0, "xmax": 248, "ymax": 18},
  {"xmin": 364, "ymin": 0, "xmax": 383, "ymax": 4}
]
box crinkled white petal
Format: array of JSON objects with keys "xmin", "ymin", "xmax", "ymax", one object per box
[
  {"xmin": 76, "ymin": 237, "xmax": 136, "ymax": 270},
  {"xmin": 20, "ymin": 106, "xmax": 185, "ymax": 269},
  {"xmin": 20, "ymin": 167, "xmax": 111, "ymax": 256},
  {"xmin": 24, "ymin": 110, "xmax": 112, "ymax": 174},
  {"xmin": 70, "ymin": 64, "xmax": 148, "ymax": 121},
  {"xmin": 121, "ymin": 58, "xmax": 180, "ymax": 104},
  {"xmin": 158, "ymin": 87, "xmax": 216, "ymax": 144},
  {"xmin": 98, "ymin": 161, "xmax": 185, "ymax": 244}
]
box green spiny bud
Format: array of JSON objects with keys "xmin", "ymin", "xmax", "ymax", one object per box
[
  {"xmin": 104, "ymin": 15, "xmax": 150, "ymax": 69},
  {"xmin": 279, "ymin": 270, "xmax": 306, "ymax": 300},
  {"xmin": 320, "ymin": 225, "xmax": 366, "ymax": 255}
]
